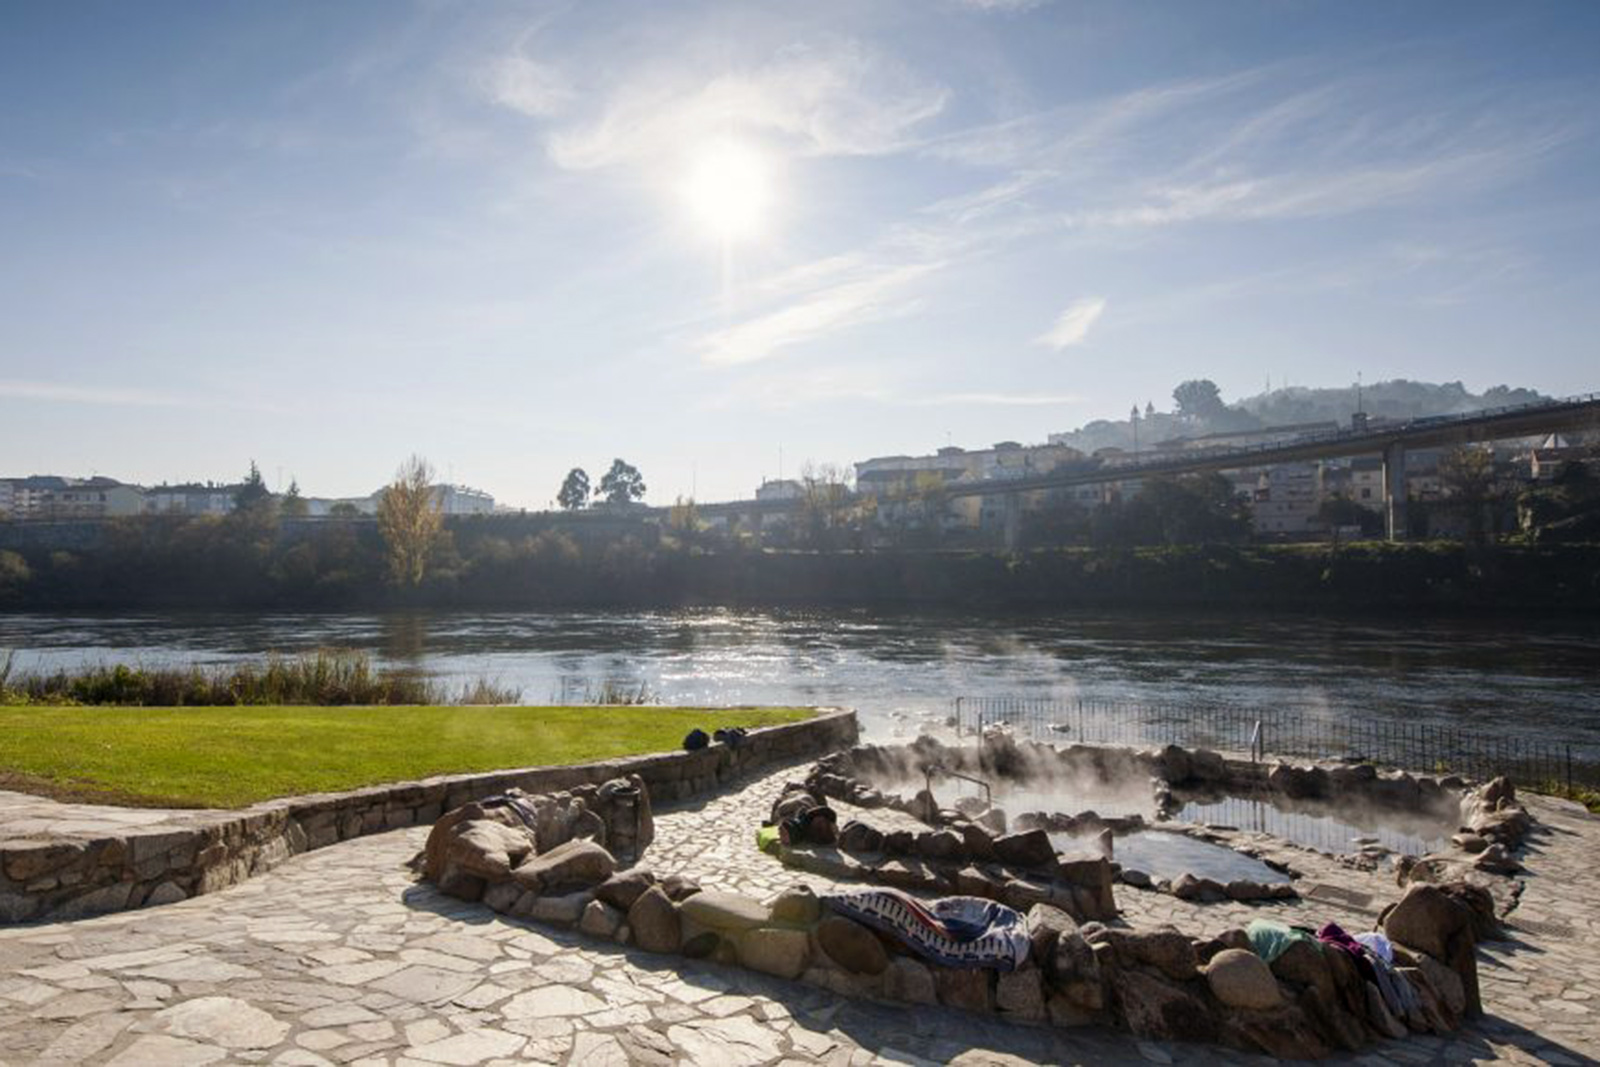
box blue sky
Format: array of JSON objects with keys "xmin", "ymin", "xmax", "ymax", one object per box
[{"xmin": 3, "ymin": 1, "xmax": 1598, "ymax": 506}]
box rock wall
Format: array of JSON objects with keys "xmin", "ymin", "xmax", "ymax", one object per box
[{"xmin": 0, "ymin": 707, "xmax": 858, "ymax": 925}]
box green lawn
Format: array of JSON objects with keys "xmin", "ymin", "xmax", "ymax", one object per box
[{"xmin": 0, "ymin": 705, "xmax": 814, "ymax": 809}]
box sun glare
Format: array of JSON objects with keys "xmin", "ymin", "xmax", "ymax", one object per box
[{"xmin": 682, "ymin": 140, "xmax": 771, "ymax": 242}]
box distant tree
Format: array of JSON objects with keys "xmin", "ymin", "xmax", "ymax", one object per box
[
  {"xmin": 328, "ymin": 502, "xmax": 362, "ymax": 518},
  {"xmin": 0, "ymin": 550, "xmax": 29, "ymax": 602},
  {"xmin": 1316, "ymin": 495, "xmax": 1383, "ymax": 538},
  {"xmin": 798, "ymin": 462, "xmax": 856, "ymax": 549},
  {"xmin": 597, "ymin": 459, "xmax": 646, "ymax": 505},
  {"xmin": 234, "ymin": 461, "xmax": 272, "ymax": 513},
  {"xmin": 666, "ymin": 496, "xmax": 702, "ymax": 539},
  {"xmin": 557, "ymin": 468, "xmax": 591, "ymax": 510},
  {"xmin": 1438, "ymin": 446, "xmax": 1508, "ymax": 543},
  {"xmin": 1173, "ymin": 379, "xmax": 1227, "ymax": 421},
  {"xmin": 377, "ymin": 455, "xmax": 444, "ymax": 586},
  {"xmin": 280, "ymin": 479, "xmax": 310, "ymax": 519}
]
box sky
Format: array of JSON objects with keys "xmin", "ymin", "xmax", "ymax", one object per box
[{"xmin": 2, "ymin": 1, "xmax": 1599, "ymax": 507}]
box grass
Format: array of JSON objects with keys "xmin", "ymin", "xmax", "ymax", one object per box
[
  {"xmin": 0, "ymin": 649, "xmax": 473, "ymax": 707},
  {"xmin": 0, "ymin": 704, "xmax": 814, "ymax": 809}
]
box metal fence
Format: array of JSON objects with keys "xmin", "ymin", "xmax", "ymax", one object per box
[{"xmin": 953, "ymin": 696, "xmax": 1599, "ymax": 793}]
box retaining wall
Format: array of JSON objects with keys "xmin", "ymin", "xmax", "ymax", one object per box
[{"xmin": 0, "ymin": 707, "xmax": 858, "ymax": 925}]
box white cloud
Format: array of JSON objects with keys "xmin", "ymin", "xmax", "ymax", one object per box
[
  {"xmin": 697, "ymin": 259, "xmax": 943, "ymax": 366},
  {"xmin": 547, "ymin": 40, "xmax": 947, "ymax": 171},
  {"xmin": 482, "ymin": 53, "xmax": 574, "ymax": 118},
  {"xmin": 954, "ymin": 0, "xmax": 1050, "ymax": 11},
  {"xmin": 1034, "ymin": 297, "xmax": 1107, "ymax": 349}
]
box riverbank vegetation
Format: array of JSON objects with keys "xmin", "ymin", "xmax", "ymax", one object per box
[
  {"xmin": 0, "ymin": 704, "xmax": 813, "ymax": 808},
  {"xmin": 1, "ymin": 512, "xmax": 1597, "ymax": 613},
  {"xmin": 0, "ymin": 649, "xmax": 515, "ymax": 707}
]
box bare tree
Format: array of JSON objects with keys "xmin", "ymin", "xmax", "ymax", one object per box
[{"xmin": 377, "ymin": 455, "xmax": 443, "ymax": 586}]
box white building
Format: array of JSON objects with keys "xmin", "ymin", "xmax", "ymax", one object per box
[
  {"xmin": 144, "ymin": 484, "xmax": 238, "ymax": 517},
  {"xmin": 1251, "ymin": 463, "xmax": 1321, "ymax": 535},
  {"xmin": 755, "ymin": 479, "xmax": 804, "ymax": 502},
  {"xmin": 0, "ymin": 476, "xmax": 145, "ymax": 519}
]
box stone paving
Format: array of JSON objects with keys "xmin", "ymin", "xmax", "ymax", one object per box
[{"xmin": 1, "ymin": 759, "xmax": 1597, "ymax": 1066}]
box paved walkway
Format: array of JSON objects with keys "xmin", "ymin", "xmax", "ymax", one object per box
[{"xmin": 1, "ymin": 762, "xmax": 1596, "ymax": 1066}]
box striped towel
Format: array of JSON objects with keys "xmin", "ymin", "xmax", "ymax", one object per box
[{"xmin": 822, "ymin": 888, "xmax": 1030, "ymax": 971}]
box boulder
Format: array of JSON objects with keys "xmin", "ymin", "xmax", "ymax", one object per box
[
  {"xmin": 960, "ymin": 823, "xmax": 996, "ymax": 861},
  {"xmin": 1382, "ymin": 883, "xmax": 1473, "ymax": 960},
  {"xmin": 424, "ymin": 814, "xmax": 535, "ymax": 885},
  {"xmin": 1415, "ymin": 952, "xmax": 1466, "ymax": 1019},
  {"xmin": 738, "ymin": 928, "xmax": 810, "ymax": 980},
  {"xmin": 769, "ymin": 885, "xmax": 822, "ymax": 926},
  {"xmin": 511, "ymin": 839, "xmax": 615, "ymax": 894},
  {"xmin": 144, "ymin": 881, "xmax": 188, "ymax": 907},
  {"xmin": 1171, "ymin": 873, "xmax": 1226, "ymax": 903},
  {"xmin": 482, "ymin": 881, "xmax": 523, "ymax": 913},
  {"xmin": 526, "ymin": 890, "xmax": 591, "ymax": 926},
  {"xmin": 882, "ymin": 957, "xmax": 938, "ymax": 1005},
  {"xmin": 595, "ymin": 869, "xmax": 655, "ymax": 911},
  {"xmin": 680, "ymin": 890, "xmax": 770, "ymax": 932},
  {"xmin": 578, "ymin": 899, "xmax": 624, "ymax": 939},
  {"xmin": 838, "ymin": 820, "xmax": 885, "ymax": 854},
  {"xmin": 816, "ymin": 916, "xmax": 889, "ymax": 976},
  {"xmin": 883, "ymin": 830, "xmax": 915, "ymax": 856},
  {"xmin": 681, "ymin": 931, "xmax": 720, "ymax": 959},
  {"xmin": 1296, "ymin": 984, "xmax": 1369, "ymax": 1052},
  {"xmin": 1111, "ymin": 970, "xmax": 1216, "ymax": 1043},
  {"xmin": 1269, "ymin": 939, "xmax": 1334, "ymax": 1001},
  {"xmin": 1205, "ymin": 949, "xmax": 1282, "ymax": 1010},
  {"xmin": 1105, "ymin": 927, "xmax": 1198, "ymax": 983},
  {"xmin": 1223, "ymin": 1004, "xmax": 1331, "ymax": 1060},
  {"xmin": 994, "ymin": 828, "xmax": 1056, "ymax": 869},
  {"xmin": 935, "ymin": 967, "xmax": 992, "ymax": 1013},
  {"xmin": 1364, "ymin": 981, "xmax": 1408, "ymax": 1039},
  {"xmin": 953, "ymin": 866, "xmax": 1003, "ymax": 898},
  {"xmin": 977, "ymin": 808, "xmax": 1008, "ymax": 835},
  {"xmin": 995, "ymin": 967, "xmax": 1046, "ymax": 1021},
  {"xmin": 915, "ymin": 830, "xmax": 966, "ymax": 862},
  {"xmin": 627, "ymin": 887, "xmax": 680, "ymax": 954},
  {"xmin": 660, "ymin": 874, "xmax": 702, "ymax": 902}
]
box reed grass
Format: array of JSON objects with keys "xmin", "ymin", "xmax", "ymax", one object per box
[{"xmin": 1, "ymin": 649, "xmax": 458, "ymax": 706}]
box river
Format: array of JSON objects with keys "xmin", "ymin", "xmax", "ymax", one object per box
[{"xmin": 2, "ymin": 609, "xmax": 1597, "ymax": 757}]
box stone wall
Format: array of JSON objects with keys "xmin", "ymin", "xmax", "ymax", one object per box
[{"xmin": 0, "ymin": 708, "xmax": 858, "ymax": 925}]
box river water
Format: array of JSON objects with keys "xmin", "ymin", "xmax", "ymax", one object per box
[{"xmin": 3, "ymin": 609, "xmax": 1597, "ymax": 756}]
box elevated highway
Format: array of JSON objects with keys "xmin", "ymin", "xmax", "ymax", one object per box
[{"xmin": 690, "ymin": 393, "xmax": 1600, "ymax": 544}]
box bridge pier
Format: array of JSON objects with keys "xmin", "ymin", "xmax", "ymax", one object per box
[
  {"xmin": 1002, "ymin": 492, "xmax": 1022, "ymax": 551},
  {"xmin": 1383, "ymin": 442, "xmax": 1407, "ymax": 542}
]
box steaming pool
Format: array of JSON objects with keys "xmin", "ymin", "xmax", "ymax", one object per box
[
  {"xmin": 1049, "ymin": 829, "xmax": 1290, "ymax": 886},
  {"xmin": 914, "ymin": 776, "xmax": 1454, "ymax": 859}
]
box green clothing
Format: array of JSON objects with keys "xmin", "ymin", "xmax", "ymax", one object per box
[{"xmin": 1246, "ymin": 919, "xmax": 1320, "ymax": 964}]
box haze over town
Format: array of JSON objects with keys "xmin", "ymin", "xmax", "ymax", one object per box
[{"xmin": 3, "ymin": 1, "xmax": 1598, "ymax": 506}]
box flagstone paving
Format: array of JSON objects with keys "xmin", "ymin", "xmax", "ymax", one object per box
[{"xmin": 1, "ymin": 760, "xmax": 1596, "ymax": 1066}]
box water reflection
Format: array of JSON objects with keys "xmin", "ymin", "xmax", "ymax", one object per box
[{"xmin": 0, "ymin": 608, "xmax": 1596, "ymax": 755}]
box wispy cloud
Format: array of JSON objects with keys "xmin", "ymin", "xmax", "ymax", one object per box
[
  {"xmin": 546, "ymin": 40, "xmax": 947, "ymax": 170},
  {"xmin": 697, "ymin": 258, "xmax": 944, "ymax": 366},
  {"xmin": 0, "ymin": 379, "xmax": 190, "ymax": 408},
  {"xmin": 1034, "ymin": 297, "xmax": 1107, "ymax": 349},
  {"xmin": 482, "ymin": 53, "xmax": 574, "ymax": 118},
  {"xmin": 953, "ymin": 0, "xmax": 1051, "ymax": 11},
  {"xmin": 902, "ymin": 391, "xmax": 1081, "ymax": 406}
]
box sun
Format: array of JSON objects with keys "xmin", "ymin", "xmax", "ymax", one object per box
[{"xmin": 681, "ymin": 139, "xmax": 772, "ymax": 243}]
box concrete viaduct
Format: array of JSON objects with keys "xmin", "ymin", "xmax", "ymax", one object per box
[{"xmin": 692, "ymin": 393, "xmax": 1600, "ymax": 545}]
